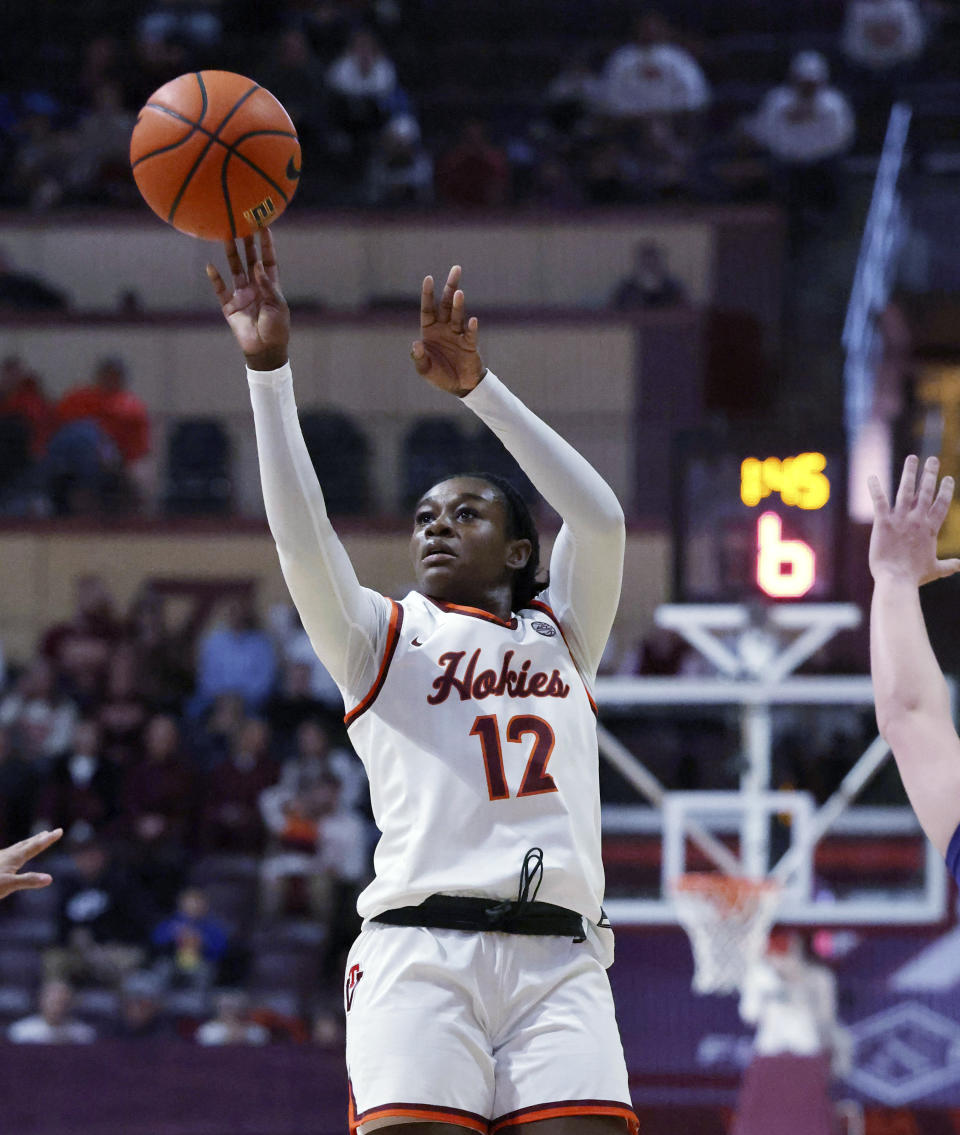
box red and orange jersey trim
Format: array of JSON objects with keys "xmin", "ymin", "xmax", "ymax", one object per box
[
  {"xmin": 492, "ymin": 1099, "xmax": 639, "ymax": 1133},
  {"xmin": 349, "ymin": 1093, "xmax": 489, "ymax": 1134},
  {"xmin": 427, "ymin": 596, "xmax": 519, "ymax": 630},
  {"xmin": 344, "ymin": 599, "xmax": 404, "ymax": 727},
  {"xmin": 526, "ymin": 599, "xmax": 599, "ymax": 717}
]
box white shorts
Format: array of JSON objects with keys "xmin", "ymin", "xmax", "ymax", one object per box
[{"xmin": 344, "ymin": 922, "xmax": 638, "ymax": 1134}]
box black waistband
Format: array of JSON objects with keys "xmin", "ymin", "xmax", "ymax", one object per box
[{"xmin": 373, "ymin": 893, "xmax": 586, "ymax": 940}]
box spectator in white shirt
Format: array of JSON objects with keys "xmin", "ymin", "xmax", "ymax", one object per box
[
  {"xmin": 195, "ymin": 990, "xmax": 269, "ymax": 1046},
  {"xmin": 749, "ymin": 52, "xmax": 856, "ymax": 166},
  {"xmin": 601, "ymin": 13, "xmax": 710, "ymax": 120},
  {"xmin": 843, "ymin": 0, "xmax": 926, "ymax": 73},
  {"xmin": 327, "ymin": 28, "xmax": 398, "ymax": 164},
  {"xmin": 7, "ymin": 979, "xmax": 95, "ymax": 1044}
]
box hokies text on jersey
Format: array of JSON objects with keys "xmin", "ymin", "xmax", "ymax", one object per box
[{"xmin": 427, "ymin": 648, "xmax": 571, "ymax": 705}]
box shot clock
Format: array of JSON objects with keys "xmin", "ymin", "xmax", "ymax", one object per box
[{"xmin": 672, "ymin": 429, "xmax": 846, "ymax": 602}]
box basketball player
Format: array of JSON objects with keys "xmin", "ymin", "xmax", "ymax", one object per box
[
  {"xmin": 0, "ymin": 829, "xmax": 62, "ymax": 901},
  {"xmin": 869, "ymin": 454, "xmax": 960, "ymax": 878},
  {"xmin": 207, "ymin": 229, "xmax": 638, "ymax": 1135}
]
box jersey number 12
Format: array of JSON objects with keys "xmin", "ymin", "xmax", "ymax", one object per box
[{"xmin": 470, "ymin": 714, "xmax": 558, "ymax": 801}]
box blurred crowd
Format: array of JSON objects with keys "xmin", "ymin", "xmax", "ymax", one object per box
[
  {"xmin": 0, "ymin": 0, "xmax": 953, "ymax": 219},
  {"xmin": 0, "ymin": 572, "xmax": 370, "ymax": 1045}
]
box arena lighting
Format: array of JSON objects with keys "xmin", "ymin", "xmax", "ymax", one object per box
[{"xmin": 756, "ymin": 511, "xmax": 817, "ymax": 599}]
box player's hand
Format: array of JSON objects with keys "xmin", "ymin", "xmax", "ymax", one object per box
[
  {"xmin": 411, "ymin": 265, "xmax": 485, "ymax": 396},
  {"xmin": 868, "ymin": 455, "xmax": 960, "ymax": 586},
  {"xmin": 0, "ymin": 829, "xmax": 62, "ymax": 901},
  {"xmin": 207, "ymin": 228, "xmax": 290, "ymax": 371}
]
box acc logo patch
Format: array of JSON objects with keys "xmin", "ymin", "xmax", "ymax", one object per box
[
  {"xmin": 345, "ymin": 963, "xmax": 363, "ymax": 1011},
  {"xmin": 531, "ymin": 621, "xmax": 557, "ymax": 637}
]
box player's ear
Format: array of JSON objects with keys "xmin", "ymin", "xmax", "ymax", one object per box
[{"xmin": 506, "ymin": 539, "xmax": 532, "ymax": 571}]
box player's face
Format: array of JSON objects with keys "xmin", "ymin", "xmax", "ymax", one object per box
[{"xmin": 411, "ymin": 477, "xmax": 531, "ymax": 609}]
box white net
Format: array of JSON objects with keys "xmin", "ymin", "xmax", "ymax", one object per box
[{"xmin": 671, "ymin": 875, "xmax": 782, "ymax": 995}]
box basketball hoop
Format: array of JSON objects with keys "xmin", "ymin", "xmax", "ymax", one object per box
[{"xmin": 671, "ymin": 874, "xmax": 782, "ymax": 995}]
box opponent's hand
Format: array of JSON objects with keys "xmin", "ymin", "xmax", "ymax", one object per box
[
  {"xmin": 869, "ymin": 455, "xmax": 960, "ymax": 586},
  {"xmin": 0, "ymin": 829, "xmax": 62, "ymax": 901},
  {"xmin": 207, "ymin": 228, "xmax": 290, "ymax": 371},
  {"xmin": 411, "ymin": 265, "xmax": 485, "ymax": 396}
]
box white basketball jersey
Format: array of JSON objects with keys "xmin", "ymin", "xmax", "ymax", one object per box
[{"xmin": 345, "ymin": 590, "xmax": 610, "ymax": 951}]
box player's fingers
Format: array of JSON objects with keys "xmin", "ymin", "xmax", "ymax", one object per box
[
  {"xmin": 259, "ymin": 226, "xmax": 280, "ymax": 285},
  {"xmin": 930, "ymin": 474, "xmax": 955, "ymax": 527},
  {"xmin": 253, "ymin": 260, "xmax": 281, "ymax": 304},
  {"xmin": 867, "ymin": 474, "xmax": 890, "ymax": 516},
  {"xmin": 223, "ymin": 239, "xmax": 245, "ymax": 285},
  {"xmin": 8, "ymin": 873, "xmax": 53, "ymax": 891},
  {"xmin": 1, "ymin": 829, "xmax": 62, "ymax": 869},
  {"xmin": 916, "ymin": 455, "xmax": 940, "ymax": 511},
  {"xmin": 242, "ymin": 234, "xmax": 258, "ymax": 278},
  {"xmin": 464, "ymin": 315, "xmax": 479, "ymax": 348},
  {"xmin": 935, "ymin": 557, "xmax": 960, "ymax": 579},
  {"xmin": 437, "ymin": 265, "xmax": 461, "ymax": 324},
  {"xmin": 894, "ymin": 454, "xmax": 919, "ymax": 511},
  {"xmin": 450, "ymin": 289, "xmax": 465, "ymax": 334},
  {"xmin": 420, "ymin": 276, "xmax": 436, "ymax": 327},
  {"xmin": 410, "ymin": 341, "xmax": 432, "ymax": 376},
  {"xmin": 205, "ymin": 263, "xmax": 230, "ymax": 302}
]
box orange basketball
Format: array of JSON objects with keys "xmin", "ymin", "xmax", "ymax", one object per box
[{"xmin": 130, "ymin": 70, "xmax": 301, "ymax": 241}]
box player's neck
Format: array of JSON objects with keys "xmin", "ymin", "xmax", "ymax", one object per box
[{"xmin": 424, "ymin": 584, "xmax": 514, "ymax": 621}]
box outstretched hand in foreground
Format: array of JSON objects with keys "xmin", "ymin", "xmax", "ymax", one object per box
[
  {"xmin": 0, "ymin": 829, "xmax": 62, "ymax": 901},
  {"xmin": 869, "ymin": 455, "xmax": 960, "ymax": 587},
  {"xmin": 411, "ymin": 265, "xmax": 486, "ymax": 397},
  {"xmin": 207, "ymin": 227, "xmax": 290, "ymax": 371}
]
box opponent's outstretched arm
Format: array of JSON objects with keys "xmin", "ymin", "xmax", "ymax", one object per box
[
  {"xmin": 0, "ymin": 829, "xmax": 62, "ymax": 901},
  {"xmin": 208, "ymin": 231, "xmax": 386, "ymax": 694},
  {"xmin": 412, "ymin": 267, "xmax": 625, "ymax": 680},
  {"xmin": 869, "ymin": 455, "xmax": 960, "ymax": 855}
]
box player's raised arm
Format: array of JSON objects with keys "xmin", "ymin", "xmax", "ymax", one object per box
[
  {"xmin": 0, "ymin": 829, "xmax": 62, "ymax": 901},
  {"xmin": 207, "ymin": 230, "xmax": 387, "ymax": 694},
  {"xmin": 869, "ymin": 455, "xmax": 960, "ymax": 855},
  {"xmin": 412, "ymin": 266, "xmax": 625, "ymax": 679}
]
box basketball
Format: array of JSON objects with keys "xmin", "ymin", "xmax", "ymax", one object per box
[{"xmin": 129, "ymin": 70, "xmax": 301, "ymax": 241}]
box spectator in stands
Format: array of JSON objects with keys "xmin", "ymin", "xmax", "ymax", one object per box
[
  {"xmin": 9, "ymin": 93, "xmax": 71, "ymax": 211},
  {"xmin": 746, "ymin": 52, "xmax": 855, "ymax": 224},
  {"xmin": 191, "ymin": 690, "xmax": 246, "ymax": 771},
  {"xmin": 256, "ymin": 27, "xmax": 328, "ymax": 153},
  {"xmin": 64, "ymin": 81, "xmax": 138, "ymax": 205},
  {"xmin": 112, "ymin": 970, "xmax": 174, "ymax": 1039},
  {"xmin": 46, "ymin": 829, "xmax": 148, "ymax": 986},
  {"xmin": 269, "ymin": 603, "xmax": 343, "ymax": 714},
  {"xmin": 0, "ymin": 828, "xmax": 62, "ymax": 901},
  {"xmin": 52, "ymin": 357, "xmax": 151, "ymax": 513},
  {"xmin": 151, "ymin": 886, "xmax": 230, "ymax": 989},
  {"xmin": 545, "ymin": 51, "xmax": 603, "ymax": 135},
  {"xmin": 7, "ymin": 979, "xmax": 96, "ymax": 1044},
  {"xmin": 136, "ymin": 0, "xmax": 224, "ymax": 57},
  {"xmin": 326, "ymin": 29, "xmax": 399, "ymax": 166},
  {"xmin": 121, "ymin": 713, "xmax": 196, "ymax": 906},
  {"xmin": 0, "ymin": 355, "xmax": 55, "ymax": 454},
  {"xmin": 600, "ymin": 13, "xmax": 710, "ymax": 121},
  {"xmin": 199, "ymin": 717, "xmax": 278, "ymax": 852},
  {"xmin": 97, "ymin": 643, "xmax": 151, "ymax": 763},
  {"xmin": 195, "ymin": 989, "xmax": 269, "ymax": 1046},
  {"xmin": 581, "ymin": 137, "xmax": 639, "ymax": 205},
  {"xmin": 610, "ymin": 240, "xmax": 686, "ymax": 309},
  {"xmin": 0, "ymin": 248, "xmax": 68, "ymax": 313},
  {"xmin": 280, "ymin": 719, "xmax": 369, "ymax": 818},
  {"xmin": 34, "ymin": 718, "xmax": 121, "ymax": 839},
  {"xmin": 842, "ymin": 0, "xmax": 926, "ymax": 75},
  {"xmin": 435, "ymin": 120, "xmax": 510, "ymax": 208},
  {"xmin": 192, "ymin": 596, "xmax": 278, "ymax": 719},
  {"xmin": 0, "ymin": 725, "xmax": 38, "ymax": 847},
  {"xmin": 366, "ymin": 114, "xmax": 433, "ymax": 207},
  {"xmin": 43, "ymin": 573, "xmax": 124, "ymax": 665},
  {"xmin": 126, "ymin": 587, "xmax": 193, "ymax": 713},
  {"xmin": 0, "ymin": 656, "xmax": 78, "ymax": 765},
  {"xmin": 266, "ymin": 660, "xmax": 341, "ymax": 754}
]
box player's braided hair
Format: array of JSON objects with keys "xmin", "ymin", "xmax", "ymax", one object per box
[{"xmin": 468, "ymin": 472, "xmax": 548, "ymax": 612}]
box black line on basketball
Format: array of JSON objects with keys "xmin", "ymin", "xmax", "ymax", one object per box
[
  {"xmin": 167, "ymin": 83, "xmax": 260, "ymax": 226},
  {"xmin": 195, "ymin": 72, "xmax": 209, "ymax": 124},
  {"xmin": 221, "ymin": 150, "xmax": 237, "ymax": 240},
  {"xmin": 131, "ymin": 110, "xmax": 203, "ymax": 169},
  {"xmin": 225, "ymin": 132, "xmax": 296, "ymax": 205}
]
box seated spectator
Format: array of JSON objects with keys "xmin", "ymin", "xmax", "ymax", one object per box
[
  {"xmin": 45, "ymin": 829, "xmax": 148, "ymax": 987},
  {"xmin": 34, "ymin": 718, "xmax": 121, "ymax": 838},
  {"xmin": 97, "ymin": 643, "xmax": 151, "ymax": 763},
  {"xmin": 326, "ymin": 29, "xmax": 399, "ymax": 163},
  {"xmin": 611, "ymin": 240, "xmax": 686, "ymax": 309},
  {"xmin": 280, "ymin": 719, "xmax": 369, "ymax": 819},
  {"xmin": 0, "ymin": 355, "xmax": 55, "ymax": 455},
  {"xmin": 0, "ymin": 656, "xmax": 77, "ymax": 765},
  {"xmin": 842, "ymin": 0, "xmax": 926, "ymax": 74},
  {"xmin": 64, "ymin": 81, "xmax": 137, "ymax": 205},
  {"xmin": 151, "ymin": 886, "xmax": 229, "ymax": 989},
  {"xmin": 7, "ymin": 979, "xmax": 95, "ymax": 1044},
  {"xmin": 746, "ymin": 52, "xmax": 855, "ymax": 225},
  {"xmin": 366, "ymin": 114, "xmax": 433, "ymax": 207},
  {"xmin": 195, "ymin": 990, "xmax": 269, "ymax": 1046},
  {"xmin": 192, "ymin": 597, "xmax": 278, "ymax": 719},
  {"xmin": 112, "ymin": 970, "xmax": 174, "ymax": 1039},
  {"xmin": 136, "ymin": 0, "xmax": 223, "ymax": 56},
  {"xmin": 269, "ymin": 604, "xmax": 342, "ymax": 713},
  {"xmin": 266, "ymin": 660, "xmax": 342, "ymax": 754},
  {"xmin": 51, "ymin": 357, "xmax": 151, "ymax": 513},
  {"xmin": 121, "ymin": 714, "xmax": 196, "ymax": 906},
  {"xmin": 126, "ymin": 587, "xmax": 193, "ymax": 712},
  {"xmin": 43, "ymin": 573, "xmax": 124, "ymax": 665},
  {"xmin": 0, "ymin": 724, "xmax": 38, "ymax": 847},
  {"xmin": 0, "ymin": 247, "xmax": 68, "ymax": 313},
  {"xmin": 9, "ymin": 94, "xmax": 72, "ymax": 211},
  {"xmin": 435, "ymin": 121, "xmax": 510, "ymax": 208},
  {"xmin": 601, "ymin": 13, "xmax": 710, "ymax": 120},
  {"xmin": 256, "ymin": 27, "xmax": 328, "ymax": 152},
  {"xmin": 191, "ymin": 691, "xmax": 246, "ymax": 771},
  {"xmin": 199, "ymin": 718, "xmax": 278, "ymax": 853},
  {"xmin": 545, "ymin": 51, "xmax": 604, "ymax": 134}
]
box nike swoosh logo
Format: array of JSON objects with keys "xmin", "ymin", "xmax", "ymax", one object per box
[
  {"xmin": 286, "ymin": 155, "xmax": 301, "ymax": 180},
  {"xmin": 411, "ymin": 636, "xmax": 424, "ymax": 647}
]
